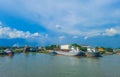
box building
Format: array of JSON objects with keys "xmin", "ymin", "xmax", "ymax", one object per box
[
  {"xmin": 113, "ymin": 49, "xmax": 120, "ymax": 52},
  {"xmin": 98, "ymin": 48, "xmax": 104, "ymax": 51},
  {"xmin": 97, "ymin": 47, "xmax": 105, "ymax": 54},
  {"xmin": 60, "ymin": 44, "xmax": 70, "ymax": 50}
]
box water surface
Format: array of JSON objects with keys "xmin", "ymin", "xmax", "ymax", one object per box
[{"xmin": 0, "ymin": 53, "xmax": 120, "ymax": 77}]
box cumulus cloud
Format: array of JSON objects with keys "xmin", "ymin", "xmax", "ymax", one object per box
[
  {"xmin": 105, "ymin": 28, "xmax": 117, "ymax": 36},
  {"xmin": 103, "ymin": 27, "xmax": 120, "ymax": 36},
  {"xmin": 0, "ymin": 25, "xmax": 40, "ymax": 39},
  {"xmin": 32, "ymin": 33, "xmax": 40, "ymax": 37},
  {"xmin": 0, "ymin": 0, "xmax": 120, "ymax": 40}
]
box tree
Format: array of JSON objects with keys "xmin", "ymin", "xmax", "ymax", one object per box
[
  {"xmin": 105, "ymin": 48, "xmax": 113, "ymax": 52},
  {"xmin": 71, "ymin": 43, "xmax": 87, "ymax": 51},
  {"xmin": 71, "ymin": 43, "xmax": 81, "ymax": 49},
  {"xmin": 45, "ymin": 45, "xmax": 59, "ymax": 50},
  {"xmin": 80, "ymin": 47, "xmax": 87, "ymax": 52}
]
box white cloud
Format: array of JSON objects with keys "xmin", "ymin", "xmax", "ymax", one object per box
[
  {"xmin": 58, "ymin": 35, "xmax": 65, "ymax": 40},
  {"xmin": 32, "ymin": 32, "xmax": 40, "ymax": 37},
  {"xmin": 73, "ymin": 36, "xmax": 78, "ymax": 39},
  {"xmin": 105, "ymin": 28, "xmax": 117, "ymax": 36},
  {"xmin": 0, "ymin": 0, "xmax": 120, "ymax": 39},
  {"xmin": 103, "ymin": 27, "xmax": 120, "ymax": 36},
  {"xmin": 0, "ymin": 25, "xmax": 40, "ymax": 39}
]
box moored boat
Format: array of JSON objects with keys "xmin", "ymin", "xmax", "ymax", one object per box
[
  {"xmin": 51, "ymin": 46, "xmax": 85, "ymax": 56},
  {"xmin": 85, "ymin": 47, "xmax": 101, "ymax": 57},
  {"xmin": 0, "ymin": 50, "xmax": 4, "ymax": 55},
  {"xmin": 4, "ymin": 49, "xmax": 14, "ymax": 56}
]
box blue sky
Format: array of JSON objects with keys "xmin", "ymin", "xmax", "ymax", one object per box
[{"xmin": 0, "ymin": 0, "xmax": 120, "ymax": 48}]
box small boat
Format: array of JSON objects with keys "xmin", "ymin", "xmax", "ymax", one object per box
[
  {"xmin": 30, "ymin": 47, "xmax": 38, "ymax": 52},
  {"xmin": 0, "ymin": 50, "xmax": 4, "ymax": 55},
  {"xmin": 4, "ymin": 49, "xmax": 14, "ymax": 56},
  {"xmin": 85, "ymin": 47, "xmax": 101, "ymax": 57},
  {"xmin": 51, "ymin": 46, "xmax": 85, "ymax": 56}
]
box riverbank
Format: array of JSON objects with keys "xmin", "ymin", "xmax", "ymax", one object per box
[
  {"xmin": 0, "ymin": 44, "xmax": 120, "ymax": 56},
  {"xmin": 0, "ymin": 50, "xmax": 120, "ymax": 58}
]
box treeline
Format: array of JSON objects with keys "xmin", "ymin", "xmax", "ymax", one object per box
[
  {"xmin": 45, "ymin": 45, "xmax": 60, "ymax": 50},
  {"xmin": 0, "ymin": 44, "xmax": 119, "ymax": 53},
  {"xmin": 44, "ymin": 43, "xmax": 116, "ymax": 53},
  {"xmin": 44, "ymin": 44, "xmax": 87, "ymax": 51}
]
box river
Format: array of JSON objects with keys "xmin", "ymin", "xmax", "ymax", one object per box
[{"xmin": 0, "ymin": 53, "xmax": 120, "ymax": 77}]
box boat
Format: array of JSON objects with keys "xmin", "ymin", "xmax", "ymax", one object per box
[
  {"xmin": 51, "ymin": 46, "xmax": 85, "ymax": 56},
  {"xmin": 0, "ymin": 50, "xmax": 4, "ymax": 55},
  {"xmin": 30, "ymin": 47, "xmax": 38, "ymax": 52},
  {"xmin": 85, "ymin": 47, "xmax": 101, "ymax": 57},
  {"xmin": 4, "ymin": 49, "xmax": 14, "ymax": 56}
]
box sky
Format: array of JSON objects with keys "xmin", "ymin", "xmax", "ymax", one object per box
[{"xmin": 0, "ymin": 0, "xmax": 120, "ymax": 48}]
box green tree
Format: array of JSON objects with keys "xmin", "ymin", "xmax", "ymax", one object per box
[
  {"xmin": 105, "ymin": 48, "xmax": 113, "ymax": 52},
  {"xmin": 45, "ymin": 45, "xmax": 59, "ymax": 50},
  {"xmin": 80, "ymin": 47, "xmax": 87, "ymax": 52},
  {"xmin": 71, "ymin": 43, "xmax": 81, "ymax": 49}
]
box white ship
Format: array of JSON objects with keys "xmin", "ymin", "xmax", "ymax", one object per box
[{"xmin": 51, "ymin": 46, "xmax": 85, "ymax": 56}]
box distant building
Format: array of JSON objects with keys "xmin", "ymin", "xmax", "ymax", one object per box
[
  {"xmin": 114, "ymin": 49, "xmax": 120, "ymax": 55},
  {"xmin": 60, "ymin": 44, "xmax": 70, "ymax": 50},
  {"xmin": 97, "ymin": 47, "xmax": 105, "ymax": 54},
  {"xmin": 98, "ymin": 48, "xmax": 104, "ymax": 51},
  {"xmin": 113, "ymin": 49, "xmax": 120, "ymax": 52}
]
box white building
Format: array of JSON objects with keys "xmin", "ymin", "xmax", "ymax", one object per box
[{"xmin": 60, "ymin": 44, "xmax": 70, "ymax": 50}]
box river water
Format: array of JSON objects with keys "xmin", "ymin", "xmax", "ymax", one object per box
[{"xmin": 0, "ymin": 53, "xmax": 120, "ymax": 77}]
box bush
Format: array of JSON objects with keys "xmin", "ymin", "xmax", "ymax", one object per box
[
  {"xmin": 14, "ymin": 49, "xmax": 23, "ymax": 53},
  {"xmin": 105, "ymin": 48, "xmax": 113, "ymax": 52}
]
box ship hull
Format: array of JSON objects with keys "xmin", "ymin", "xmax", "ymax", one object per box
[
  {"xmin": 51, "ymin": 51, "xmax": 85, "ymax": 56},
  {"xmin": 85, "ymin": 52, "xmax": 101, "ymax": 57}
]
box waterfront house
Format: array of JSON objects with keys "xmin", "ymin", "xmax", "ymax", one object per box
[
  {"xmin": 114, "ymin": 49, "xmax": 120, "ymax": 55},
  {"xmin": 98, "ymin": 48, "xmax": 104, "ymax": 51},
  {"xmin": 98, "ymin": 47, "xmax": 105, "ymax": 54},
  {"xmin": 60, "ymin": 44, "xmax": 70, "ymax": 51}
]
